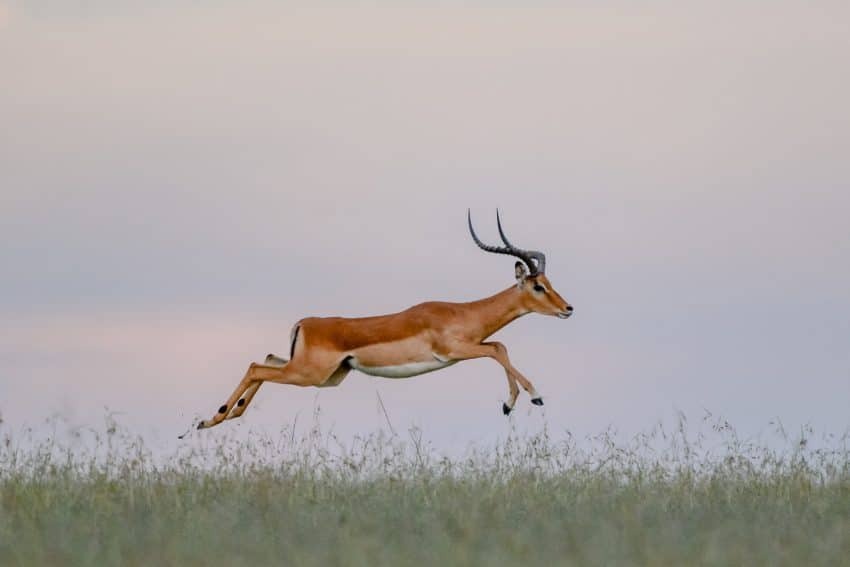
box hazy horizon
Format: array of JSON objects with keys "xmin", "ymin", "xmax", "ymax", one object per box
[{"xmin": 2, "ymin": 1, "xmax": 849, "ymax": 450}]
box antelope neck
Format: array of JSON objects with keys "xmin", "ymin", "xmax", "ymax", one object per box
[{"xmin": 469, "ymin": 286, "xmax": 529, "ymax": 340}]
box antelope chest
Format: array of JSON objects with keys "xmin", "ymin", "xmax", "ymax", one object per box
[{"xmin": 347, "ymin": 356, "xmax": 456, "ymax": 379}]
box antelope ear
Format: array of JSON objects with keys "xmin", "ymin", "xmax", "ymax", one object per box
[{"xmin": 515, "ymin": 261, "xmax": 528, "ymax": 286}]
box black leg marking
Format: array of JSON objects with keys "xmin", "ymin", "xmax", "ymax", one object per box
[
  {"xmin": 502, "ymin": 402, "xmax": 513, "ymax": 416},
  {"xmin": 531, "ymin": 397, "xmax": 544, "ymax": 406},
  {"xmin": 196, "ymin": 421, "xmax": 205, "ymax": 430},
  {"xmin": 237, "ymin": 399, "xmax": 245, "ymax": 407},
  {"xmin": 218, "ymin": 404, "xmax": 228, "ymax": 414}
]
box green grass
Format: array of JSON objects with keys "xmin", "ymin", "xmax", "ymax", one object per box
[{"xmin": 1, "ymin": 416, "xmax": 848, "ymax": 566}]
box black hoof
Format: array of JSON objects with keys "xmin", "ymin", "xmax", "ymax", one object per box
[
  {"xmin": 531, "ymin": 397, "xmax": 544, "ymax": 406},
  {"xmin": 196, "ymin": 421, "xmax": 205, "ymax": 430},
  {"xmin": 502, "ymin": 403, "xmax": 513, "ymax": 415}
]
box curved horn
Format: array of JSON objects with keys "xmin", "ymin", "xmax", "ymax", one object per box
[
  {"xmin": 467, "ymin": 209, "xmax": 506, "ymax": 255},
  {"xmin": 468, "ymin": 210, "xmax": 545, "ymax": 275},
  {"xmin": 495, "ymin": 210, "xmax": 546, "ymax": 274},
  {"xmin": 495, "ymin": 209, "xmax": 517, "ymax": 249}
]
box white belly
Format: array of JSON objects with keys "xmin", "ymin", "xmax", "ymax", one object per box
[{"xmin": 348, "ymin": 356, "xmax": 456, "ymax": 379}]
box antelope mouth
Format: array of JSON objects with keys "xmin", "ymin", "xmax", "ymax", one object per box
[{"xmin": 557, "ymin": 311, "xmax": 572, "ymax": 319}]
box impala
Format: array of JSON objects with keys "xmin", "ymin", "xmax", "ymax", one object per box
[{"xmin": 194, "ymin": 211, "xmax": 573, "ymax": 431}]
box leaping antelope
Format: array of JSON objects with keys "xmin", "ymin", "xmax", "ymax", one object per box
[{"xmin": 195, "ymin": 211, "xmax": 573, "ymax": 431}]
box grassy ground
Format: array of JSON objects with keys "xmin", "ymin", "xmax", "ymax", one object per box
[{"xmin": 1, "ymin": 418, "xmax": 848, "ymax": 566}]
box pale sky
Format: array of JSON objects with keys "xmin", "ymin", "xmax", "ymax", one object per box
[{"xmin": 1, "ymin": 1, "xmax": 849, "ymax": 450}]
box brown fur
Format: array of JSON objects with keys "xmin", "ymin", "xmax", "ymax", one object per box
[{"xmin": 197, "ymin": 269, "xmax": 571, "ymax": 430}]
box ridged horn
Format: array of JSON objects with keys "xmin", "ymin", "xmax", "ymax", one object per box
[{"xmin": 467, "ymin": 209, "xmax": 546, "ymax": 275}]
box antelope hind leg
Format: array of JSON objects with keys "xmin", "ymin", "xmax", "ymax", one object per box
[
  {"xmin": 224, "ymin": 382, "xmax": 262, "ymax": 420},
  {"xmin": 197, "ymin": 363, "xmax": 288, "ymax": 430},
  {"xmin": 198, "ymin": 355, "xmax": 344, "ymax": 431},
  {"xmin": 224, "ymin": 354, "xmax": 288, "ymax": 421}
]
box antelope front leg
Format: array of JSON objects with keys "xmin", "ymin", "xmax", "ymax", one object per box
[
  {"xmin": 505, "ymin": 360, "xmax": 543, "ymax": 406},
  {"xmin": 446, "ymin": 341, "xmax": 542, "ymax": 415}
]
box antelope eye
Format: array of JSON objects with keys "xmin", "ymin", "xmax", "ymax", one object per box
[{"xmin": 533, "ymin": 284, "xmax": 545, "ymax": 293}]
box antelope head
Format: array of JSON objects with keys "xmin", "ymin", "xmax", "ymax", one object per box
[{"xmin": 468, "ymin": 210, "xmax": 573, "ymax": 319}]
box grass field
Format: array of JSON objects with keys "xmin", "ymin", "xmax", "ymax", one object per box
[{"xmin": 1, "ymin": 416, "xmax": 848, "ymax": 566}]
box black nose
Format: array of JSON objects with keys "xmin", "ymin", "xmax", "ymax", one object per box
[{"xmin": 565, "ymin": 306, "xmax": 574, "ymax": 312}]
